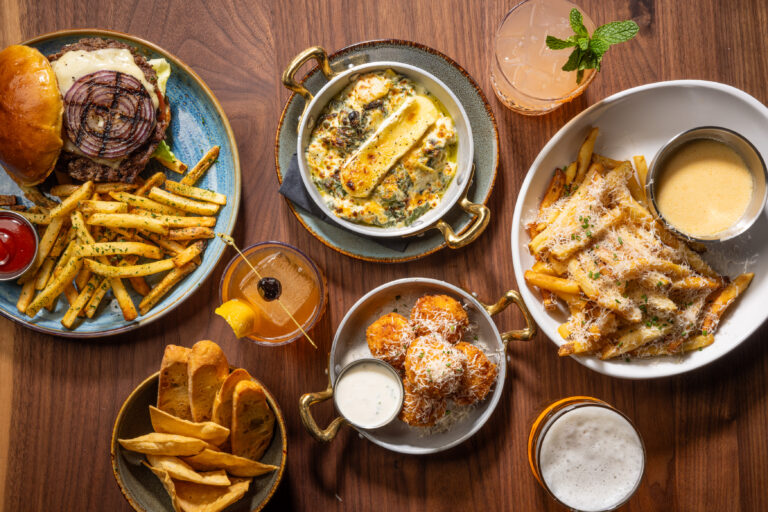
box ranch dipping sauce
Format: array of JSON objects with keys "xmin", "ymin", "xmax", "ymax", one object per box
[
  {"xmin": 334, "ymin": 361, "xmax": 404, "ymax": 429},
  {"xmin": 656, "ymin": 139, "xmax": 753, "ymax": 238},
  {"xmin": 539, "ymin": 405, "xmax": 644, "ymax": 512}
]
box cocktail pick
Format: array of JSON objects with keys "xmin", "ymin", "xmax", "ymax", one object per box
[{"xmin": 217, "ymin": 233, "xmax": 317, "ymax": 349}]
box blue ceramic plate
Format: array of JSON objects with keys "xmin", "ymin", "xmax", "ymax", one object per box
[
  {"xmin": 275, "ymin": 40, "xmax": 499, "ymax": 263},
  {"xmin": 0, "ymin": 29, "xmax": 241, "ymax": 337}
]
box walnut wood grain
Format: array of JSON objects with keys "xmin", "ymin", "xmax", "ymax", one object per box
[{"xmin": 1, "ymin": 0, "xmax": 768, "ymax": 511}]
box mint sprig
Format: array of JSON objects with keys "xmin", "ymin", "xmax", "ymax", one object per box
[{"xmin": 546, "ymin": 9, "xmax": 639, "ymax": 84}]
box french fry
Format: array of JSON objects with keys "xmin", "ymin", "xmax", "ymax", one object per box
[
  {"xmin": 148, "ymin": 187, "xmax": 220, "ymax": 216},
  {"xmin": 62, "ymin": 275, "xmax": 101, "ymax": 327},
  {"xmin": 0, "ymin": 194, "xmax": 17, "ymax": 206},
  {"xmin": 524, "ymin": 271, "xmax": 580, "ymax": 294},
  {"xmin": 16, "ymin": 279, "xmax": 36, "ymax": 314},
  {"xmin": 108, "ymin": 191, "xmax": 184, "ymax": 216},
  {"xmin": 139, "ymin": 261, "xmax": 198, "ymax": 315},
  {"xmin": 133, "ymin": 210, "xmax": 217, "ymax": 228},
  {"xmin": 34, "ymin": 258, "xmax": 55, "ymax": 291},
  {"xmin": 173, "ymin": 242, "xmax": 204, "ymax": 268},
  {"xmin": 600, "ymin": 323, "xmax": 672, "ymax": 360},
  {"xmin": 80, "ymin": 200, "xmax": 129, "ymax": 215},
  {"xmin": 85, "ymin": 277, "xmax": 111, "ymax": 318},
  {"xmin": 21, "ymin": 186, "xmax": 57, "ymax": 208},
  {"xmin": 168, "ymin": 227, "xmax": 214, "ymax": 241},
  {"xmin": 633, "ymin": 155, "xmax": 649, "ymax": 189},
  {"xmin": 48, "ymin": 181, "xmax": 94, "ymax": 219},
  {"xmin": 164, "ymin": 181, "xmax": 227, "ymax": 206},
  {"xmin": 128, "ymin": 276, "xmax": 152, "ymax": 297},
  {"xmin": 50, "ymin": 182, "xmax": 137, "ymax": 197},
  {"xmin": 26, "ymin": 250, "xmax": 83, "ymax": 317},
  {"xmin": 574, "ymin": 127, "xmax": 599, "ymax": 186},
  {"xmin": 155, "ymin": 152, "xmax": 188, "ymax": 174},
  {"xmin": 86, "ymin": 213, "xmax": 169, "ymax": 235},
  {"xmin": 700, "ymin": 273, "xmax": 754, "ymax": 333},
  {"xmin": 563, "ymin": 161, "xmax": 577, "ymax": 185},
  {"xmin": 85, "ymin": 258, "xmax": 176, "ymax": 278},
  {"xmin": 78, "ymin": 242, "xmax": 164, "ymax": 260},
  {"xmin": 19, "ymin": 216, "xmax": 65, "ymax": 284},
  {"xmin": 591, "ymin": 154, "xmax": 625, "ymax": 170},
  {"xmin": 147, "ymin": 233, "xmax": 187, "ymax": 256},
  {"xmin": 181, "ymin": 146, "xmax": 219, "ymax": 186},
  {"xmin": 134, "ymin": 172, "xmax": 167, "ymax": 197}
]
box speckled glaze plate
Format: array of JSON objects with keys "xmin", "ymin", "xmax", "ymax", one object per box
[
  {"xmin": 111, "ymin": 371, "xmax": 287, "ymax": 512},
  {"xmin": 275, "ymin": 40, "xmax": 498, "ymax": 263},
  {"xmin": 0, "ymin": 29, "xmax": 240, "ymax": 338}
]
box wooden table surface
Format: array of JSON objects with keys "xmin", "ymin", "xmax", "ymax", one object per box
[{"xmin": 2, "ymin": 0, "xmax": 768, "ymax": 510}]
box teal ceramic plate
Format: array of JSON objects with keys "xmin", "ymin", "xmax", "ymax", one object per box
[
  {"xmin": 0, "ymin": 29, "xmax": 240, "ymax": 337},
  {"xmin": 275, "ymin": 40, "xmax": 498, "ymax": 263},
  {"xmin": 111, "ymin": 371, "xmax": 287, "ymax": 512}
]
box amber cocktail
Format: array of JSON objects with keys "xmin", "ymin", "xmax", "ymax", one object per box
[{"xmin": 219, "ymin": 241, "xmax": 326, "ymax": 345}]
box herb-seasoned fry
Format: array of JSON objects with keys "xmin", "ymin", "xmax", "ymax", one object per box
[
  {"xmin": 80, "ymin": 200, "xmax": 129, "ymax": 215},
  {"xmin": 173, "ymin": 242, "xmax": 204, "ymax": 268},
  {"xmin": 168, "ymin": 227, "xmax": 214, "ymax": 241},
  {"xmin": 181, "ymin": 146, "xmax": 219, "ymax": 186},
  {"xmin": 139, "ymin": 261, "xmax": 198, "ymax": 315},
  {"xmin": 135, "ymin": 172, "xmax": 167, "ymax": 197},
  {"xmin": 50, "ymin": 182, "xmax": 137, "ymax": 197},
  {"xmin": 86, "ymin": 213, "xmax": 169, "ymax": 235},
  {"xmin": 26, "ymin": 249, "xmax": 83, "ymax": 317},
  {"xmin": 48, "ymin": 181, "xmax": 94, "ymax": 219},
  {"xmin": 78, "ymin": 242, "xmax": 164, "ymax": 259},
  {"xmin": 133, "ymin": 210, "xmax": 217, "ymax": 228},
  {"xmin": 164, "ymin": 181, "xmax": 227, "ymax": 206},
  {"xmin": 148, "ymin": 187, "xmax": 220, "ymax": 216},
  {"xmin": 109, "ymin": 191, "xmax": 184, "ymax": 216},
  {"xmin": 85, "ymin": 258, "xmax": 176, "ymax": 278}
]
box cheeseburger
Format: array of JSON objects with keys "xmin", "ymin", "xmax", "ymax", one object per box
[{"xmin": 0, "ymin": 38, "xmax": 172, "ymax": 186}]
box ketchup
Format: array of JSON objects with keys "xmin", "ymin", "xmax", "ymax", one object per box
[{"xmin": 0, "ymin": 214, "xmax": 36, "ymax": 274}]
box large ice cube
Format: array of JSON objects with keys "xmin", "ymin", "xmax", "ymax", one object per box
[{"xmin": 239, "ymin": 251, "xmax": 314, "ymax": 327}]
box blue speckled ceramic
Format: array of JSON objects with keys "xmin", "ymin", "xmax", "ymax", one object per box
[
  {"xmin": 0, "ymin": 29, "xmax": 241, "ymax": 337},
  {"xmin": 275, "ymin": 40, "xmax": 499, "ymax": 263}
]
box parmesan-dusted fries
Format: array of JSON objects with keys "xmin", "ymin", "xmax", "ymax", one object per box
[
  {"xmin": 148, "ymin": 187, "xmax": 221, "ymax": 216},
  {"xmin": 525, "ymin": 127, "xmax": 753, "ymax": 359}
]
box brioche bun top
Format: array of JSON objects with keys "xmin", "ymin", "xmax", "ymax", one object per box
[{"xmin": 0, "ymin": 45, "xmax": 63, "ymax": 186}]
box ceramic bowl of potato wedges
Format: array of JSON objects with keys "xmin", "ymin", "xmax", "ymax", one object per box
[{"xmin": 111, "ymin": 340, "xmax": 287, "ymax": 512}]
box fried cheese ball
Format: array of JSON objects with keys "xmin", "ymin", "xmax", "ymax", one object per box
[
  {"xmin": 399, "ymin": 379, "xmax": 447, "ymax": 427},
  {"xmin": 366, "ymin": 312, "xmax": 414, "ymax": 372},
  {"xmin": 410, "ymin": 294, "xmax": 469, "ymax": 344},
  {"xmin": 452, "ymin": 342, "xmax": 499, "ymax": 405},
  {"xmin": 404, "ymin": 335, "xmax": 467, "ymax": 398}
]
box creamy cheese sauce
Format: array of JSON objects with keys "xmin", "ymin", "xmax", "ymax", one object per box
[
  {"xmin": 305, "ymin": 70, "xmax": 458, "ymax": 228},
  {"xmin": 334, "ymin": 362, "xmax": 403, "ymax": 428},
  {"xmin": 51, "ymin": 48, "xmax": 160, "ymax": 169},
  {"xmin": 540, "ymin": 406, "xmax": 644, "ymax": 512},
  {"xmin": 656, "ymin": 139, "xmax": 753, "ymax": 237}
]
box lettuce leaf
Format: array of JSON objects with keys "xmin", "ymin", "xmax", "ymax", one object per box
[{"xmin": 148, "ymin": 58, "xmax": 171, "ymax": 96}]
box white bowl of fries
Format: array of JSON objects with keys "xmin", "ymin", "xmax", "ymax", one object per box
[{"xmin": 512, "ymin": 80, "xmax": 768, "ymax": 379}]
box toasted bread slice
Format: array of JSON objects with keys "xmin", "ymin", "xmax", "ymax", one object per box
[
  {"xmin": 157, "ymin": 345, "xmax": 193, "ymax": 420},
  {"xmin": 188, "ymin": 340, "xmax": 229, "ymax": 422},
  {"xmin": 212, "ymin": 368, "xmax": 252, "ymax": 430},
  {"xmin": 231, "ymin": 380, "xmax": 275, "ymax": 461}
]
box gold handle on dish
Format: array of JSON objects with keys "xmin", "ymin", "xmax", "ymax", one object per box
[
  {"xmin": 480, "ymin": 289, "xmax": 536, "ymax": 344},
  {"xmin": 281, "ymin": 46, "xmax": 336, "ymax": 133},
  {"xmin": 298, "ymin": 385, "xmax": 347, "ymax": 442},
  {"xmin": 435, "ymin": 197, "xmax": 490, "ymax": 249}
]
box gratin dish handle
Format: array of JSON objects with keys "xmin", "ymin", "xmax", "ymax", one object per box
[
  {"xmin": 281, "ymin": 46, "xmax": 336, "ymax": 133},
  {"xmin": 299, "ymin": 385, "xmax": 347, "ymax": 442},
  {"xmin": 435, "ymin": 197, "xmax": 491, "ymax": 249},
  {"xmin": 481, "ymin": 289, "xmax": 536, "ymax": 343}
]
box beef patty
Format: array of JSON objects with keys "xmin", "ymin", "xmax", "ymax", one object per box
[{"xmin": 49, "ymin": 38, "xmax": 170, "ymax": 183}]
